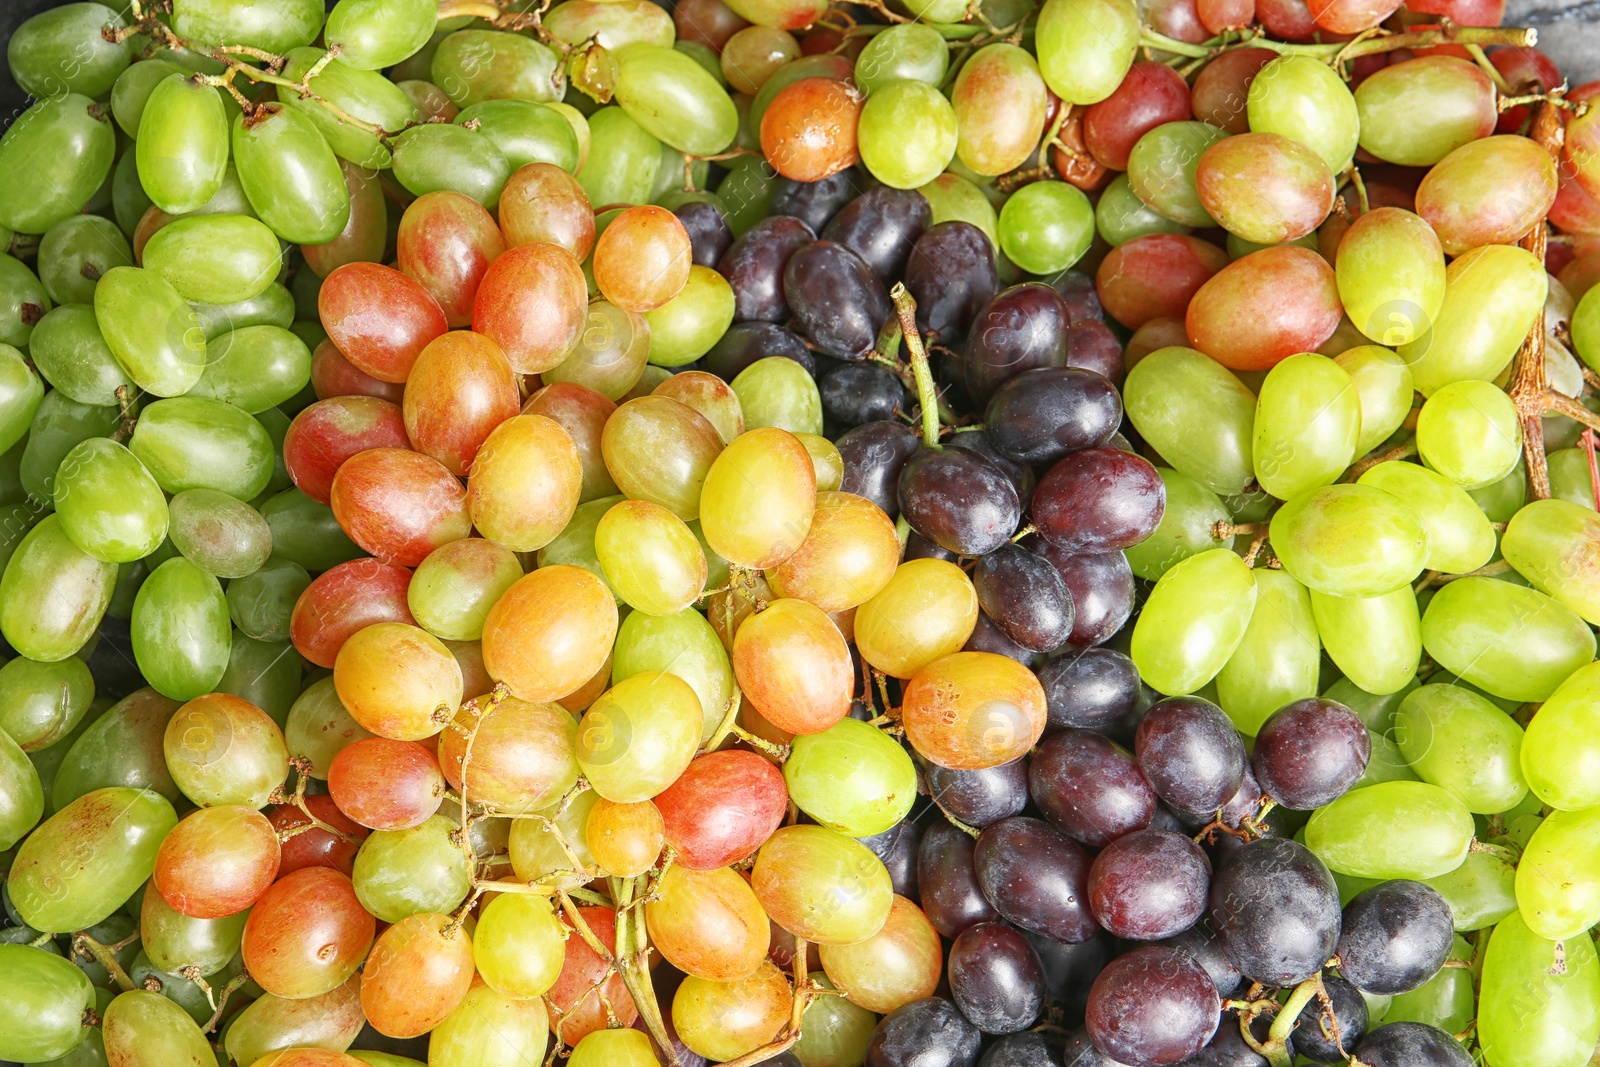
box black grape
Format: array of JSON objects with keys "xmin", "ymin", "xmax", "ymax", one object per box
[
  {"xmin": 1036, "ymin": 648, "xmax": 1142, "ymax": 733},
  {"xmin": 1085, "ymin": 945, "xmax": 1220, "ymax": 1066},
  {"xmin": 1034, "ymin": 448, "xmax": 1167, "ymax": 554},
  {"xmin": 819, "ymin": 362, "xmax": 907, "ymax": 430},
  {"xmin": 858, "ymin": 818, "xmax": 921, "ymax": 900},
  {"xmin": 948, "ymin": 429, "xmax": 1036, "ymax": 509},
  {"xmin": 904, "ymin": 221, "xmax": 1001, "ymax": 342},
  {"xmin": 866, "ymin": 997, "xmax": 983, "ymax": 1067},
  {"xmin": 1066, "ymin": 318, "xmax": 1126, "ymax": 383},
  {"xmin": 962, "ymin": 282, "xmax": 1071, "ymax": 404},
  {"xmin": 973, "ymin": 816, "xmax": 1098, "ymax": 944},
  {"xmin": 974, "ymin": 543, "xmax": 1075, "ymax": 653},
  {"xmin": 964, "ymin": 612, "xmax": 1036, "ymax": 664},
  {"xmin": 979, "ymin": 1031, "xmax": 1061, "ymax": 1067},
  {"xmin": 1086, "ymin": 827, "xmax": 1211, "ymax": 940},
  {"xmin": 1026, "ymin": 931, "xmax": 1110, "ymax": 1028},
  {"xmin": 1053, "ymin": 269, "xmax": 1104, "ymax": 323},
  {"xmin": 1250, "ymin": 698, "xmax": 1370, "ymax": 811},
  {"xmin": 821, "ymin": 185, "xmax": 931, "ymax": 286},
  {"xmin": 718, "ymin": 214, "xmax": 814, "ymax": 322},
  {"xmin": 898, "ymin": 446, "xmax": 1022, "ymax": 556},
  {"xmin": 948, "ymin": 922, "xmax": 1047, "ymax": 1035},
  {"xmin": 918, "ymin": 817, "xmax": 1002, "ymax": 938},
  {"xmin": 1161, "ymin": 918, "xmax": 1244, "ymax": 998},
  {"xmin": 1287, "ymin": 973, "xmax": 1368, "ymax": 1063},
  {"xmin": 1350, "ymin": 1022, "xmax": 1473, "ymax": 1067},
  {"xmin": 836, "ymin": 420, "xmax": 920, "ymax": 519},
  {"xmin": 906, "ymin": 530, "xmax": 959, "ymax": 563},
  {"xmin": 927, "ymin": 759, "xmax": 1030, "ymax": 829},
  {"xmin": 673, "ymin": 198, "xmax": 734, "ymax": 268},
  {"xmin": 769, "ymin": 168, "xmax": 862, "ymax": 233},
  {"xmin": 1036, "ymin": 544, "xmax": 1136, "ymax": 648},
  {"xmin": 1177, "ymin": 1013, "xmax": 1281, "ymax": 1067},
  {"xmin": 701, "ymin": 321, "xmax": 815, "ymax": 380},
  {"xmin": 1208, "ymin": 838, "xmax": 1342, "ymax": 987},
  {"xmin": 1029, "ymin": 728, "xmax": 1157, "ymax": 847},
  {"xmin": 1134, "ymin": 696, "xmax": 1247, "ymax": 816},
  {"xmin": 784, "ymin": 240, "xmax": 892, "ymax": 360},
  {"xmin": 985, "ymin": 367, "xmax": 1123, "ymax": 465},
  {"xmin": 1335, "ymin": 880, "xmax": 1454, "ymax": 995}
]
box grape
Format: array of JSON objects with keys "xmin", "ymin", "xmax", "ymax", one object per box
[
  {"xmin": 645, "ymin": 264, "xmax": 737, "ymax": 367},
  {"xmin": 1087, "ymin": 828, "xmax": 1210, "ymax": 940},
  {"xmin": 1515, "ymin": 805, "xmax": 1600, "ymax": 942},
  {"xmin": 1246, "ymin": 55, "xmax": 1359, "ymax": 172},
  {"xmin": 822, "ymin": 187, "xmax": 932, "ymax": 290},
  {"xmin": 673, "ymin": 960, "xmax": 793, "ymax": 1062},
  {"xmin": 1311, "ymin": 586, "xmax": 1421, "ymax": 698},
  {"xmin": 1211, "ymin": 566, "xmax": 1320, "ymax": 735},
  {"xmin": 523, "ymin": 385, "xmax": 622, "ymax": 501},
  {"xmin": 1196, "ymin": 132, "xmax": 1334, "ymax": 245},
  {"xmin": 1134, "ymin": 696, "xmax": 1246, "ymax": 814},
  {"xmin": 1124, "ymin": 347, "xmax": 1256, "ymax": 495},
  {"xmin": 0, "ymin": 655, "xmax": 93, "ymax": 753},
  {"xmin": 25, "ymin": 306, "xmax": 129, "ymax": 410},
  {"xmin": 575, "ymin": 670, "xmax": 702, "ymax": 802},
  {"xmin": 1035, "ymin": 0, "xmax": 1139, "ymax": 105},
  {"xmin": 102, "ymin": 988, "xmax": 215, "ymax": 1067},
  {"xmin": 1269, "ymin": 483, "xmax": 1428, "ymax": 597},
  {"xmin": 0, "ymin": 95, "xmax": 116, "ymax": 237},
  {"xmin": 1353, "ymin": 56, "xmax": 1495, "ymax": 168},
  {"xmin": 474, "ymin": 241, "xmax": 588, "ymax": 374},
  {"xmin": 1399, "ymin": 244, "xmax": 1546, "ymax": 397},
  {"xmin": 961, "ymin": 283, "xmax": 1073, "ymax": 403},
  {"xmin": 1355, "ymin": 1022, "xmax": 1475, "ymax": 1067},
  {"xmin": 1208, "ymin": 837, "xmax": 1341, "ymax": 986},
  {"xmin": 1478, "ymin": 911, "xmax": 1600, "ymax": 1067},
  {"xmin": 950, "ymin": 44, "xmax": 1048, "ymax": 179},
  {"xmin": 858, "ymin": 80, "xmax": 958, "ymax": 189},
  {"xmin": 1096, "ymin": 234, "xmax": 1227, "ymax": 331},
  {"xmin": 786, "ymin": 716, "xmax": 916, "ymax": 837},
  {"xmin": 1125, "ymin": 121, "xmax": 1227, "ymax": 228},
  {"xmin": 654, "ymin": 749, "xmax": 787, "ymax": 869},
  {"xmin": 1394, "ymin": 683, "xmax": 1528, "ymax": 814},
  {"xmin": 854, "ymin": 24, "xmax": 948, "ymax": 94},
  {"xmin": 1417, "ymin": 135, "xmax": 1558, "ymax": 256},
  {"xmin": 1360, "ymin": 461, "xmax": 1496, "ymax": 576},
  {"xmin": 866, "ymin": 997, "xmax": 982, "ymax": 1067},
  {"xmin": 153, "ymin": 804, "xmax": 279, "ymax": 919},
  {"xmin": 1029, "ymin": 729, "xmax": 1157, "ymax": 847},
  {"xmin": 902, "ymin": 651, "xmax": 1047, "ymax": 770},
  {"xmin": 358, "ymin": 911, "xmax": 475, "ymax": 1040},
  {"xmin": 903, "ymin": 222, "xmax": 1000, "ymax": 344},
  {"xmin": 1331, "ymin": 880, "xmax": 1456, "ymax": 1002},
  {"xmin": 1130, "ymin": 547, "xmax": 1258, "ymax": 696},
  {"xmin": 947, "ymin": 922, "xmax": 1046, "ymax": 1036},
  {"xmin": 1081, "ymin": 61, "xmax": 1191, "ymax": 171},
  {"xmin": 466, "ymin": 414, "xmax": 583, "ymax": 550},
  {"xmin": 733, "ymin": 596, "xmax": 850, "ymax": 734},
  {"xmin": 268, "ymin": 795, "xmax": 366, "ymax": 879},
  {"xmin": 969, "ymin": 543, "xmax": 1071, "ymax": 652},
  {"xmin": 1501, "ymin": 498, "xmax": 1600, "ymax": 624},
  {"xmin": 1186, "ymin": 246, "xmax": 1342, "ymax": 371},
  {"xmin": 1250, "ymin": 697, "xmax": 1370, "ymax": 810},
  {"xmin": 718, "ymin": 215, "xmax": 813, "ymax": 323},
  {"xmin": 1085, "ymin": 945, "xmax": 1220, "ymax": 1065},
  {"xmin": 1304, "ymin": 781, "xmax": 1474, "ymax": 879},
  {"xmin": 753, "ymin": 824, "xmax": 893, "ymax": 944},
  {"xmin": 783, "ymin": 241, "xmax": 892, "ymax": 362},
  {"xmin": 1421, "ymin": 576, "xmax": 1594, "ymax": 703},
  {"xmin": 594, "ymin": 499, "xmax": 707, "ymax": 617},
  {"xmin": 761, "ymin": 78, "xmax": 864, "ymax": 183},
  {"xmin": 645, "ymin": 864, "xmax": 770, "ymax": 980}
]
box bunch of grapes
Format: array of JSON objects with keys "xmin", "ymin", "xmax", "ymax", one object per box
[{"xmin": 1, "ymin": 0, "xmax": 1600, "ymax": 1065}]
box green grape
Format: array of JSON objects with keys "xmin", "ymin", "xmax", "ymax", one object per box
[
  {"xmin": 552, "ymin": 0, "xmax": 676, "ymax": 52},
  {"xmin": 473, "ymin": 892, "xmax": 565, "ymax": 1000},
  {"xmin": 1310, "ymin": 586, "xmax": 1421, "ymax": 696},
  {"xmin": 575, "ymin": 671, "xmax": 703, "ymax": 803},
  {"xmin": 260, "ymin": 488, "xmax": 363, "ymax": 571},
  {"xmin": 1096, "ymin": 173, "xmax": 1189, "ymax": 246},
  {"xmin": 52, "ymin": 688, "xmax": 182, "ymax": 810},
  {"xmin": 1576, "ymin": 285, "xmax": 1600, "ymax": 372},
  {"xmin": 1501, "ymin": 498, "xmax": 1600, "ymax": 624},
  {"xmin": 53, "ymin": 438, "xmax": 169, "ymax": 565},
  {"xmin": 1521, "ymin": 660, "xmax": 1600, "ymax": 811},
  {"xmin": 129, "ymin": 396, "xmax": 277, "ymax": 500},
  {"xmin": 1468, "ymin": 460, "xmax": 1528, "ymax": 526},
  {"xmin": 216, "ymin": 634, "xmax": 301, "ymax": 727},
  {"xmin": 998, "ymin": 180, "xmax": 1093, "ymax": 275},
  {"xmin": 221, "ymin": 977, "xmax": 365, "ymax": 1067},
  {"xmin": 1129, "ymin": 547, "xmax": 1258, "ymax": 695},
  {"xmin": 233, "ymin": 104, "xmax": 351, "ymax": 245},
  {"xmin": 1516, "ymin": 806, "xmax": 1600, "ymax": 940},
  {"xmin": 1354, "ymin": 56, "xmax": 1495, "ymax": 167},
  {"xmin": 537, "ymin": 495, "xmax": 617, "ymax": 596},
  {"xmin": 171, "ymin": 0, "xmax": 322, "ymax": 52},
  {"xmin": 1358, "ymin": 461, "xmax": 1496, "ymax": 574},
  {"xmin": 37, "ymin": 216, "xmax": 133, "ymax": 306},
  {"xmin": 0, "ymin": 725, "xmax": 43, "ymax": 850},
  {"xmin": 10, "ymin": 786, "xmax": 178, "ymax": 932},
  {"xmin": 646, "ymin": 265, "xmax": 736, "ymax": 367},
  {"xmin": 102, "ymin": 988, "xmax": 214, "ymax": 1067},
  {"xmin": 0, "ymin": 516, "xmax": 116, "ymax": 663},
  {"xmin": 349, "ymin": 1054, "xmax": 427, "ymax": 1067},
  {"xmin": 1325, "ymin": 674, "xmax": 1418, "ymax": 735},
  {"xmin": 1251, "ymin": 353, "xmax": 1360, "ymax": 500},
  {"xmin": 1423, "ymin": 851, "xmax": 1517, "ymax": 932},
  {"xmin": 507, "ymin": 785, "xmax": 598, "ymax": 888},
  {"xmin": 0, "ymin": 943, "xmax": 95, "ymax": 1062},
  {"xmin": 137, "ymin": 75, "xmax": 229, "ymax": 215},
  {"xmin": 919, "ymin": 171, "xmax": 1000, "ymax": 248},
  {"xmin": 1421, "ymin": 576, "xmax": 1594, "ymax": 703},
  {"xmin": 0, "ymin": 655, "xmax": 93, "ymax": 753},
  {"xmin": 141, "ymin": 887, "xmax": 246, "ymax": 978},
  {"xmin": 1479, "ymin": 910, "xmax": 1600, "ymax": 1067},
  {"xmin": 1548, "ymin": 447, "xmax": 1600, "ymax": 508},
  {"xmin": 326, "ymin": 0, "xmax": 437, "ymax": 69},
  {"xmin": 0, "ymin": 255, "xmax": 49, "ymax": 349},
  {"xmin": 353, "ymin": 813, "xmax": 473, "ymax": 923},
  {"xmin": 729, "ymin": 355, "xmax": 823, "ymax": 435},
  {"xmin": 192, "ymin": 281, "xmax": 297, "ymax": 341},
  {"xmin": 187, "ymin": 325, "xmax": 310, "ymax": 414},
  {"xmin": 1124, "ymin": 467, "xmax": 1232, "ymax": 581},
  {"xmin": 0, "ymin": 344, "xmax": 43, "ymax": 455},
  {"xmin": 166, "ymin": 488, "xmax": 273, "ymax": 578},
  {"xmin": 785, "ymin": 717, "xmax": 916, "ymax": 837},
  {"xmin": 716, "ymin": 152, "xmax": 780, "ymax": 236},
  {"xmin": 0, "ymin": 94, "xmax": 116, "ymax": 236},
  {"xmin": 112, "ymin": 58, "xmax": 191, "ymax": 137},
  {"xmin": 1246, "ymin": 55, "xmax": 1360, "ymax": 173},
  {"xmin": 1215, "ymin": 569, "xmax": 1320, "ymax": 736},
  {"xmin": 429, "ymin": 979, "xmax": 549, "ymax": 1067},
  {"xmin": 284, "ymin": 676, "xmax": 370, "ymax": 778},
  {"xmin": 279, "ymin": 48, "xmax": 422, "ymax": 171},
  {"xmin": 8, "ymin": 3, "xmax": 131, "ymax": 99},
  {"xmin": 1124, "ymin": 347, "xmax": 1257, "ymax": 494},
  {"xmin": 140, "ymin": 214, "xmax": 283, "ymax": 307},
  {"xmin": 1269, "ymin": 484, "xmax": 1428, "ymax": 597},
  {"xmin": 456, "ymin": 100, "xmax": 581, "ymax": 173},
  {"xmin": 1304, "ymin": 781, "xmax": 1473, "ymax": 879},
  {"xmin": 858, "ymin": 80, "xmax": 959, "ymax": 190},
  {"xmin": 612, "ymin": 607, "xmax": 736, "ymax": 742},
  {"xmin": 409, "ymin": 539, "xmax": 523, "ymax": 642},
  {"xmin": 20, "ymin": 391, "xmax": 118, "ymax": 504},
  {"xmin": 580, "ymin": 106, "xmax": 663, "ymax": 208},
  {"xmin": 1334, "ymin": 208, "xmax": 1445, "ymax": 348},
  {"xmin": 1126, "ymin": 122, "xmax": 1227, "ymax": 228},
  {"xmin": 1035, "ymin": 0, "xmax": 1139, "ymax": 105},
  {"xmin": 595, "ymin": 499, "xmax": 707, "ymax": 617},
  {"xmin": 613, "ymin": 44, "xmax": 739, "ymax": 157},
  {"xmin": 92, "ymin": 266, "xmax": 207, "ymax": 398},
  {"xmin": 855, "ymin": 24, "xmax": 949, "ymax": 95},
  {"xmin": 131, "ymin": 558, "xmax": 231, "ymax": 701},
  {"xmin": 432, "ymin": 29, "xmax": 565, "ymax": 107},
  {"xmin": 1394, "ymin": 683, "xmax": 1528, "ymax": 814},
  {"xmin": 1399, "ymin": 244, "xmax": 1547, "ymax": 397},
  {"xmin": 1335, "ymin": 345, "xmax": 1413, "ymax": 456},
  {"xmin": 391, "ymin": 124, "xmax": 513, "ymax": 209}
]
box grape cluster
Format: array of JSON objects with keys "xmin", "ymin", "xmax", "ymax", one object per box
[{"xmin": 1, "ymin": 0, "xmax": 1600, "ymax": 1066}]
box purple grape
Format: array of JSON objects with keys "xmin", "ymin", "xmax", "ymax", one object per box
[
  {"xmin": 1036, "ymin": 648, "xmax": 1142, "ymax": 733},
  {"xmin": 962, "ymin": 283, "xmax": 1072, "ymax": 404},
  {"xmin": 1250, "ymin": 698, "xmax": 1370, "ymax": 811},
  {"xmin": 918, "ymin": 817, "xmax": 1002, "ymax": 938},
  {"xmin": 1036, "ymin": 545, "xmax": 1136, "ymax": 647},
  {"xmin": 820, "ymin": 362, "xmax": 907, "ymax": 430},
  {"xmin": 718, "ymin": 214, "xmax": 814, "ymax": 322},
  {"xmin": 948, "ymin": 922, "xmax": 1047, "ymax": 1035},
  {"xmin": 963, "ymin": 612, "xmax": 1036, "ymax": 664},
  {"xmin": 1085, "ymin": 945, "xmax": 1220, "ymax": 1066},
  {"xmin": 783, "ymin": 240, "xmax": 892, "ymax": 360},
  {"xmin": 1034, "ymin": 448, "xmax": 1166, "ymax": 554},
  {"xmin": 701, "ymin": 321, "xmax": 815, "ymax": 380},
  {"xmin": 904, "ymin": 221, "xmax": 1001, "ymax": 343},
  {"xmin": 1335, "ymin": 880, "xmax": 1453, "ymax": 995},
  {"xmin": 866, "ymin": 998, "xmax": 983, "ymax": 1067},
  {"xmin": 1030, "ymin": 728, "xmax": 1157, "ymax": 847},
  {"xmin": 1208, "ymin": 838, "xmax": 1341, "ymax": 987},
  {"xmin": 1287, "ymin": 973, "xmax": 1368, "ymax": 1062},
  {"xmin": 974, "ymin": 816, "xmax": 1099, "ymax": 944},
  {"xmin": 898, "ymin": 446, "xmax": 1022, "ymax": 556},
  {"xmin": 821, "ymin": 186, "xmax": 931, "ymax": 286},
  {"xmin": 985, "ymin": 367, "xmax": 1123, "ymax": 466},
  {"xmin": 927, "ymin": 758, "xmax": 1030, "ymax": 829},
  {"xmin": 769, "ymin": 168, "xmax": 861, "ymax": 232},
  {"xmin": 1134, "ymin": 696, "xmax": 1247, "ymax": 816},
  {"xmin": 673, "ymin": 198, "xmax": 734, "ymax": 268},
  {"xmin": 1351, "ymin": 1022, "xmax": 1472, "ymax": 1067},
  {"xmin": 974, "ymin": 543, "xmax": 1076, "ymax": 653},
  {"xmin": 1161, "ymin": 918, "xmax": 1244, "ymax": 998},
  {"xmin": 836, "ymin": 420, "xmax": 920, "ymax": 519},
  {"xmin": 1087, "ymin": 828, "xmax": 1212, "ymax": 940}
]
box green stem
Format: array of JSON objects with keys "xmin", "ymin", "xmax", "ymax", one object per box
[
  {"xmin": 1262, "ymin": 974, "xmax": 1324, "ymax": 1067},
  {"xmin": 612, "ymin": 876, "xmax": 680, "ymax": 1067},
  {"xmin": 73, "ymin": 933, "xmax": 134, "ymax": 993},
  {"xmin": 1139, "ymin": 29, "xmax": 1214, "ymax": 57},
  {"xmin": 889, "ymin": 284, "xmax": 941, "ymax": 448}
]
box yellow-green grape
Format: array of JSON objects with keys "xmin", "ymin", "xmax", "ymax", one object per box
[
  {"xmin": 1034, "ymin": 0, "xmax": 1139, "ymax": 105},
  {"xmin": 752, "ymin": 824, "xmax": 894, "ymax": 945},
  {"xmin": 1129, "ymin": 547, "xmax": 1257, "ymax": 696},
  {"xmin": 1269, "ymin": 484, "xmax": 1428, "ymax": 597},
  {"xmin": 93, "ymin": 266, "xmax": 207, "ymax": 398},
  {"xmin": 1324, "ymin": 674, "xmax": 1418, "ymax": 734},
  {"xmin": 796, "ymin": 433, "xmax": 844, "ymax": 492},
  {"xmin": 854, "ymin": 24, "xmax": 950, "ymax": 95},
  {"xmin": 855, "ymin": 558, "xmax": 979, "ymax": 679},
  {"xmin": 231, "ymin": 104, "xmax": 352, "ymax": 245},
  {"xmin": 0, "ymin": 941, "xmax": 96, "ymax": 1061},
  {"xmin": 1421, "ymin": 576, "xmax": 1594, "ymax": 703},
  {"xmin": 1548, "ymin": 447, "xmax": 1600, "ymax": 508},
  {"xmin": 325, "ymin": 0, "xmax": 438, "ymax": 71},
  {"xmin": 1246, "ymin": 55, "xmax": 1360, "ymax": 172},
  {"xmin": 1521, "ymin": 660, "xmax": 1600, "ymax": 811},
  {"xmin": 408, "ymin": 538, "xmax": 524, "ymax": 642},
  {"xmin": 52, "ymin": 438, "xmax": 169, "ymax": 565},
  {"xmin": 536, "ymin": 495, "xmax": 618, "ymax": 597},
  {"xmin": 785, "ymin": 717, "xmax": 917, "ymax": 837},
  {"xmin": 1468, "ymin": 458, "xmax": 1528, "ymax": 524},
  {"xmin": 1309, "ymin": 586, "xmax": 1421, "ymax": 696},
  {"xmin": 613, "ymin": 44, "xmax": 738, "ymax": 156},
  {"xmin": 1214, "ymin": 569, "xmax": 1320, "ymax": 736},
  {"xmin": 580, "ymin": 107, "xmax": 663, "ymax": 208},
  {"xmin": 1423, "ymin": 853, "xmax": 1517, "ymax": 932},
  {"xmin": 1124, "ymin": 467, "xmax": 1233, "ymax": 581},
  {"xmin": 1478, "ymin": 910, "xmax": 1600, "ymax": 1067},
  {"xmin": 919, "ymin": 171, "xmax": 999, "ymax": 248},
  {"xmin": 1304, "ymin": 781, "xmax": 1474, "ymax": 879},
  {"xmin": 858, "ymin": 80, "xmax": 958, "ymax": 190},
  {"xmin": 136, "ymin": 74, "xmax": 228, "ymax": 215},
  {"xmin": 0, "ymin": 514, "xmax": 116, "ymax": 663},
  {"xmin": 507, "ymin": 788, "xmax": 598, "ymax": 889},
  {"xmin": 1515, "ymin": 806, "xmax": 1600, "ymax": 941},
  {"xmin": 730, "ymin": 356, "xmax": 823, "ymax": 436},
  {"xmin": 102, "ymin": 988, "xmax": 215, "ymax": 1067},
  {"xmin": 1399, "ymin": 243, "xmax": 1547, "ymax": 397},
  {"xmin": 1358, "ymin": 728, "xmax": 1420, "ymax": 788},
  {"xmin": 645, "ymin": 265, "xmax": 735, "ymax": 368},
  {"xmin": 699, "ymin": 426, "xmax": 817, "ymax": 570},
  {"xmin": 1357, "ymin": 460, "xmax": 1496, "ymax": 574},
  {"xmin": 1501, "ymin": 498, "xmax": 1600, "ymax": 624},
  {"xmin": 1124, "ymin": 347, "xmax": 1257, "ymax": 495},
  {"xmin": 0, "ymin": 726, "xmax": 41, "ymax": 850},
  {"xmin": 569, "ymin": 1028, "xmax": 663, "ymax": 1067},
  {"xmin": 612, "ymin": 607, "xmax": 736, "ymax": 742},
  {"xmin": 431, "ymin": 29, "xmax": 564, "ymax": 108},
  {"xmin": 672, "ymin": 961, "xmax": 793, "ymax": 1063},
  {"xmin": 595, "ymin": 499, "xmax": 708, "ymax": 616},
  {"xmin": 1394, "ymin": 683, "xmax": 1528, "ymax": 814},
  {"xmin": 352, "ymin": 814, "xmax": 472, "ymax": 923},
  {"xmin": 428, "ymin": 981, "xmax": 548, "ymax": 1067},
  {"xmin": 576, "ymin": 671, "xmax": 703, "ymax": 803},
  {"xmin": 1333, "ymin": 208, "xmax": 1445, "ymax": 348},
  {"xmin": 1251, "ymin": 353, "xmax": 1361, "ymax": 500},
  {"xmin": 0, "ymin": 95, "xmax": 116, "ymax": 238}
]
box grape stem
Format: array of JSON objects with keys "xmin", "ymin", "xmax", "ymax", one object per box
[
  {"xmin": 1247, "ymin": 972, "xmax": 1325, "ymax": 1067},
  {"xmin": 1140, "ymin": 22, "xmax": 1535, "ymax": 64},
  {"xmin": 1342, "ymin": 440, "xmax": 1417, "ymax": 482},
  {"xmin": 701, "ymin": 683, "xmax": 745, "ymax": 753},
  {"xmin": 730, "ymin": 722, "xmax": 791, "ymax": 762},
  {"xmin": 1469, "ymin": 839, "xmax": 1522, "ymax": 865},
  {"xmin": 612, "ymin": 874, "xmax": 683, "ymax": 1067},
  {"xmin": 890, "ymin": 284, "xmax": 942, "ymax": 448},
  {"xmin": 71, "ymin": 932, "xmax": 135, "ymax": 993}
]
